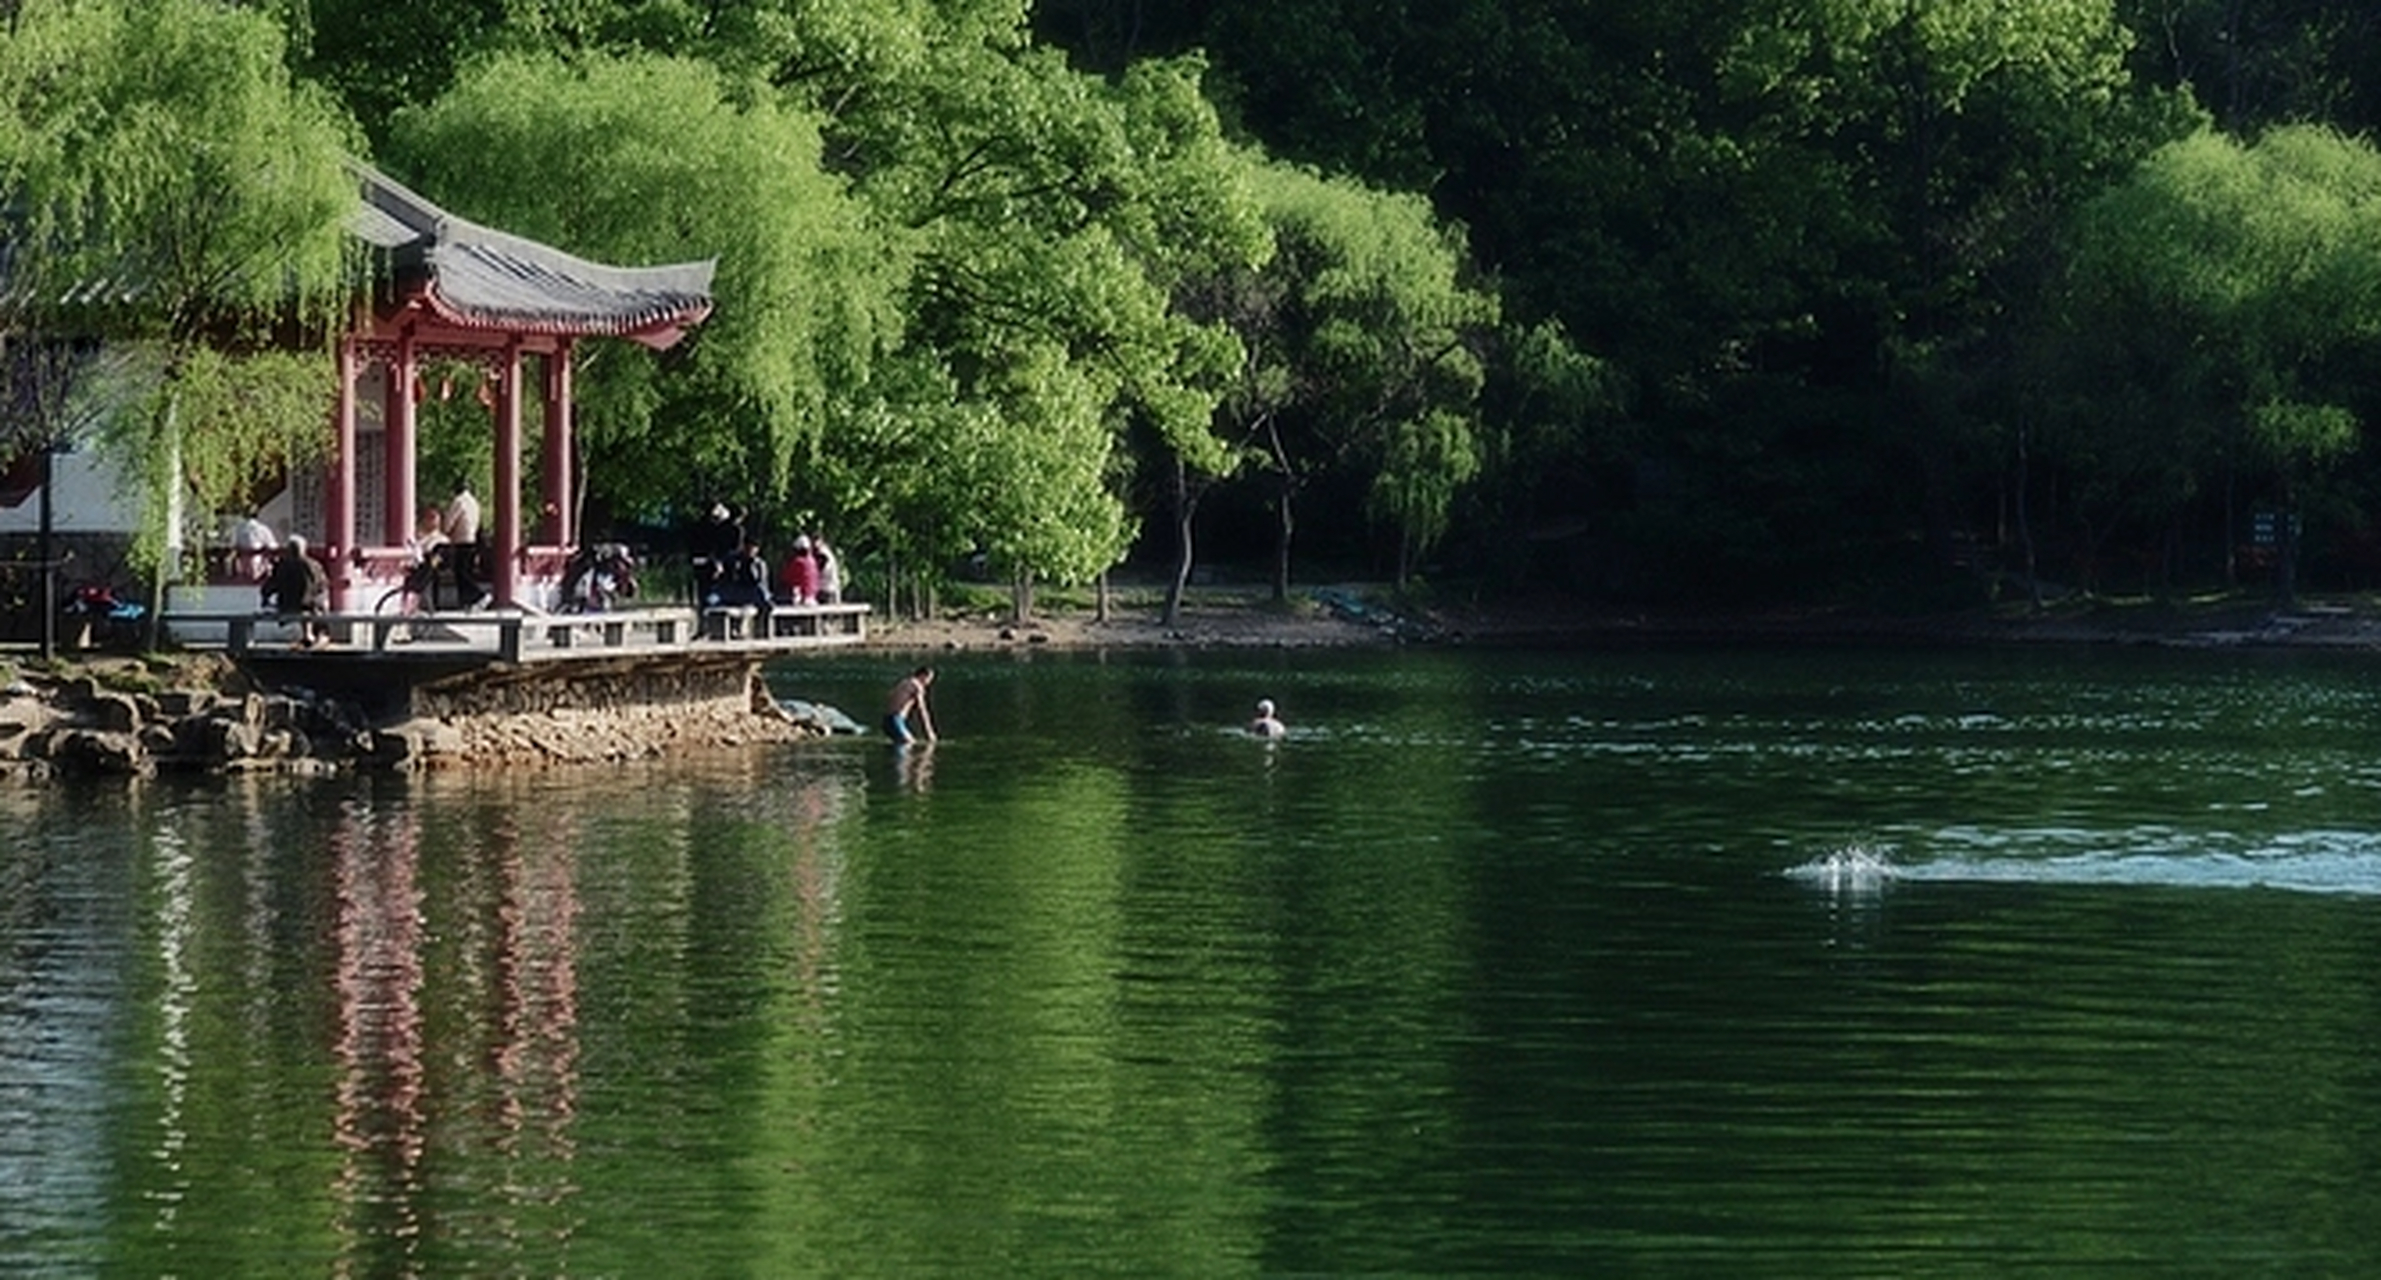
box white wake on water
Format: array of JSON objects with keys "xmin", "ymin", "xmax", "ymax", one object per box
[
  {"xmin": 1788, "ymin": 834, "xmax": 2381, "ymax": 897},
  {"xmin": 1784, "ymin": 845, "xmax": 1899, "ymax": 895}
]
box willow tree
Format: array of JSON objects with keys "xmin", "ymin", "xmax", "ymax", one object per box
[
  {"xmin": 2054, "ymin": 124, "xmax": 2381, "ymax": 603},
  {"xmin": 0, "ymin": 335, "xmax": 114, "ymax": 657},
  {"xmin": 1177, "ymin": 0, "xmax": 2184, "ymax": 594},
  {"xmin": 1204, "ymin": 156, "xmax": 1496, "ymax": 593},
  {"xmin": 823, "ymin": 41, "xmax": 1263, "ymax": 620},
  {"xmin": 0, "ymin": 0, "xmax": 361, "ymax": 621},
  {"xmin": 382, "ymin": 51, "xmax": 891, "ymax": 527}
]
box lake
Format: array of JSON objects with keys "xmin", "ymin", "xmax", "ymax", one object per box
[{"xmin": 6, "ymin": 643, "xmax": 2381, "ymax": 1275}]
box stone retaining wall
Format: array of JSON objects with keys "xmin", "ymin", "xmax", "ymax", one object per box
[{"xmin": 0, "ymin": 655, "xmax": 832, "ymax": 777}]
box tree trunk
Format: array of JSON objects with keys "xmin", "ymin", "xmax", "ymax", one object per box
[
  {"xmin": 1095, "ymin": 569, "xmax": 1110, "ymax": 623},
  {"xmin": 1271, "ymin": 474, "xmax": 1295, "ymax": 603},
  {"xmin": 1163, "ymin": 458, "xmax": 1197, "ymax": 629},
  {"xmin": 144, "ymin": 392, "xmax": 180, "ymax": 653},
  {"xmin": 2276, "ymin": 485, "xmax": 2299, "ymax": 611},
  {"xmin": 1011, "ymin": 567, "xmax": 1033, "ymax": 623},
  {"xmin": 2015, "ymin": 418, "xmax": 2043, "ymax": 611},
  {"xmin": 2222, "ymin": 460, "xmax": 2239, "ymax": 589},
  {"xmin": 1264, "ymin": 418, "xmax": 1297, "ymax": 603}
]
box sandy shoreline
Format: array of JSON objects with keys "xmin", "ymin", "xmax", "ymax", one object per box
[
  {"xmin": 857, "ymin": 590, "xmax": 2381, "ymax": 655},
  {"xmin": 857, "ymin": 599, "xmax": 1401, "ymax": 652}
]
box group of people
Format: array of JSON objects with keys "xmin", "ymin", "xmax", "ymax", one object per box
[
  {"xmin": 242, "ymin": 480, "xmax": 484, "ymax": 649},
  {"xmin": 390, "ymin": 483, "xmax": 497, "ymax": 616},
  {"xmin": 688, "ymin": 502, "xmax": 842, "ymax": 613},
  {"xmin": 232, "ymin": 508, "xmax": 333, "ymax": 646}
]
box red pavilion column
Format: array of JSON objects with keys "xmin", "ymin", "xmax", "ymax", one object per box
[
  {"xmin": 541, "ymin": 343, "xmax": 574, "ymax": 547},
  {"xmin": 384, "ymin": 330, "xmax": 417, "ymax": 551},
  {"xmin": 330, "ymin": 337, "xmax": 358, "ymax": 609},
  {"xmin": 493, "ymin": 342, "xmax": 524, "ymax": 607}
]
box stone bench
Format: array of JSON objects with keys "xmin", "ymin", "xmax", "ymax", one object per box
[
  {"xmin": 700, "ymin": 602, "xmax": 870, "ymax": 642},
  {"xmin": 166, "ymin": 606, "xmax": 703, "ymax": 660},
  {"xmin": 157, "ymin": 609, "xmax": 313, "ymax": 654},
  {"xmin": 524, "ymin": 607, "xmax": 699, "ymax": 654}
]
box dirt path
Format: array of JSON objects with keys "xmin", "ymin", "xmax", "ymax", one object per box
[{"xmin": 857, "ymin": 588, "xmax": 2381, "ymax": 655}]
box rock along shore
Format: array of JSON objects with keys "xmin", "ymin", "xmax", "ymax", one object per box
[
  {"xmin": 0, "ymin": 591, "xmax": 1399, "ymax": 778},
  {"xmin": 0, "ymin": 653, "xmax": 830, "ymax": 778}
]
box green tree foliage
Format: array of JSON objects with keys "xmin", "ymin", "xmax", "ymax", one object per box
[
  {"xmin": 2118, "ymin": 0, "xmax": 2381, "ymax": 135},
  {"xmin": 156, "ymin": 347, "xmax": 337, "ymax": 517},
  {"xmin": 1150, "ymin": 0, "xmax": 2190, "ymax": 597},
  {"xmin": 1466, "ymin": 319, "xmax": 1629, "ymax": 588},
  {"xmin": 380, "ymin": 51, "xmax": 891, "ymax": 523},
  {"xmin": 281, "ymin": 0, "xmax": 505, "ymax": 149},
  {"xmin": 41, "ymin": 0, "xmax": 2381, "ymax": 619},
  {"xmin": 315, "ymin": 0, "xmax": 1268, "ymax": 610},
  {"xmin": 2044, "ymin": 124, "xmax": 2381, "ymax": 597},
  {"xmin": 812, "ymin": 41, "xmax": 1263, "ymax": 600},
  {"xmin": 1200, "ymin": 157, "xmax": 1496, "ymax": 592},
  {"xmin": 0, "ymin": 0, "xmax": 361, "ymax": 573},
  {"xmin": 0, "ymin": 0, "xmax": 359, "ymax": 336}
]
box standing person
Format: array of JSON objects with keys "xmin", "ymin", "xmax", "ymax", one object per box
[
  {"xmin": 1248, "ymin": 697, "xmax": 1287, "ymax": 739},
  {"xmin": 261, "ymin": 535, "xmax": 331, "ymax": 648},
  {"xmin": 884, "ymin": 665, "xmax": 937, "ymax": 744},
  {"xmin": 445, "ymin": 479, "xmax": 486, "ymax": 607},
  {"xmin": 690, "ymin": 502, "xmax": 741, "ymax": 603},
  {"xmin": 719, "ymin": 539, "xmax": 775, "ymax": 630},
  {"xmin": 781, "ymin": 535, "xmax": 820, "ymax": 605},
  {"xmin": 229, "ymin": 509, "xmax": 278, "ymax": 581},
  {"xmin": 811, "ymin": 533, "xmax": 841, "ymax": 605}
]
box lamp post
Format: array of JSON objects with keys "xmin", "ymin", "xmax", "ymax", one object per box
[{"xmin": 36, "ymin": 438, "xmax": 57, "ymax": 660}]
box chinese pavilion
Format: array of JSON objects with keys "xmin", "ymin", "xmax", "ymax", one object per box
[{"xmin": 323, "ymin": 164, "xmax": 713, "ymax": 609}]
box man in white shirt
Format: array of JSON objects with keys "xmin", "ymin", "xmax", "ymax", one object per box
[{"xmin": 444, "ymin": 481, "xmax": 487, "ymax": 606}]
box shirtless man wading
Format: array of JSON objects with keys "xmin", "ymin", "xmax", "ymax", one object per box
[{"xmin": 884, "ymin": 666, "xmax": 937, "ymax": 744}]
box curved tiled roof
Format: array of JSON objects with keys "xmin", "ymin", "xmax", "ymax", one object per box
[{"xmin": 353, "ymin": 163, "xmax": 714, "ymax": 347}]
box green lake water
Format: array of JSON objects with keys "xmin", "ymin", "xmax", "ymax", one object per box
[{"xmin": 6, "ymin": 644, "xmax": 2381, "ymax": 1276}]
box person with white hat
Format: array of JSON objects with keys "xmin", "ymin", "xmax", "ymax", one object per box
[{"xmin": 780, "ymin": 534, "xmax": 820, "ymax": 605}]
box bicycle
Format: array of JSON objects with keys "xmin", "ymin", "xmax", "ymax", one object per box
[{"xmin": 375, "ymin": 546, "xmax": 450, "ymax": 635}]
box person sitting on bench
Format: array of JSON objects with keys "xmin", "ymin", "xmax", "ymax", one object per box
[{"xmin": 261, "ymin": 536, "xmax": 331, "ymax": 648}]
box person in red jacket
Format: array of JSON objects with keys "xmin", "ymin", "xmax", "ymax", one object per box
[{"xmin": 779, "ymin": 535, "xmax": 820, "ymax": 605}]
